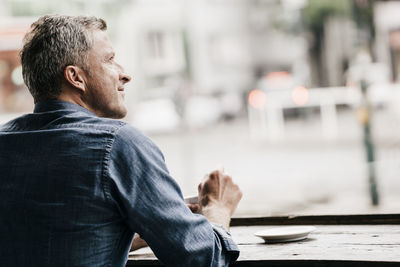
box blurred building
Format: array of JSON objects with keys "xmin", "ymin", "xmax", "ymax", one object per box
[
  {"xmin": 0, "ymin": 16, "xmax": 33, "ymax": 113},
  {"xmin": 115, "ymin": 0, "xmax": 310, "ymax": 131},
  {"xmin": 118, "ymin": 0, "xmax": 308, "ymax": 96},
  {"xmin": 374, "ymin": 1, "xmax": 400, "ymax": 82}
]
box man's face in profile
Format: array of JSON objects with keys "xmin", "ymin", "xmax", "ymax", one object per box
[{"xmin": 82, "ymin": 30, "xmax": 131, "ymax": 119}]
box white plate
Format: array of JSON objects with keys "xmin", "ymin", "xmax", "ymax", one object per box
[{"xmin": 254, "ymin": 226, "xmax": 316, "ymax": 243}]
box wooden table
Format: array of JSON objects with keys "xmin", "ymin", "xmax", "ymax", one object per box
[{"xmin": 127, "ymin": 214, "xmax": 400, "ymax": 266}]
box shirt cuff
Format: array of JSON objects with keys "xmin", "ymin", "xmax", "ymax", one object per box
[{"xmin": 211, "ymin": 223, "xmax": 240, "ymax": 263}]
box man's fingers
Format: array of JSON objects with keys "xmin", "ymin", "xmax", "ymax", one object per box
[
  {"xmin": 215, "ymin": 164, "xmax": 225, "ymax": 173},
  {"xmin": 187, "ymin": 203, "xmax": 200, "ymax": 213},
  {"xmin": 198, "ymin": 182, "xmax": 203, "ymax": 193}
]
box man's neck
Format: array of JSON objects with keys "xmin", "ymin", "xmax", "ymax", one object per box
[{"xmin": 57, "ymin": 89, "xmax": 97, "ymax": 116}]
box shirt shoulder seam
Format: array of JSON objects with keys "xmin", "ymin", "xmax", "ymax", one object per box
[{"xmin": 101, "ymin": 121, "xmax": 128, "ymax": 203}]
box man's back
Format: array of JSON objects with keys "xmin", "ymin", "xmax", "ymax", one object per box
[{"xmin": 0, "ymin": 101, "xmax": 132, "ymax": 266}]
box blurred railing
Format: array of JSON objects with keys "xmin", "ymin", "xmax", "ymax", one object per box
[{"xmin": 248, "ymin": 86, "xmax": 362, "ymax": 140}]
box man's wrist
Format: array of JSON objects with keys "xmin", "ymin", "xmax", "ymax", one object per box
[{"xmin": 201, "ymin": 205, "xmax": 231, "ymax": 230}]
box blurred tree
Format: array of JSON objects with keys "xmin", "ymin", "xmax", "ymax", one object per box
[
  {"xmin": 303, "ymin": 0, "xmax": 378, "ymax": 86},
  {"xmin": 351, "ymin": 0, "xmax": 376, "ymax": 59},
  {"xmin": 303, "ymin": 0, "xmax": 351, "ymax": 86}
]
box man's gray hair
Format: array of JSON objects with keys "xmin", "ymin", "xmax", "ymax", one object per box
[{"xmin": 20, "ymin": 15, "xmax": 107, "ymax": 103}]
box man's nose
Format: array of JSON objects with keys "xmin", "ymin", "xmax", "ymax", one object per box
[{"xmin": 120, "ymin": 71, "xmax": 132, "ymax": 84}]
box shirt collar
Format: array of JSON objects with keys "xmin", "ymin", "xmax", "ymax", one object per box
[{"xmin": 34, "ymin": 100, "xmax": 97, "ymax": 117}]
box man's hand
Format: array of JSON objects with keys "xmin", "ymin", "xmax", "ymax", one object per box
[
  {"xmin": 198, "ymin": 169, "xmax": 242, "ymax": 230},
  {"xmin": 130, "ymin": 234, "xmax": 148, "ymax": 251},
  {"xmin": 187, "ymin": 203, "xmax": 201, "ymax": 213}
]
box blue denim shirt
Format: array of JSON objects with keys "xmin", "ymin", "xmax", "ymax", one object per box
[{"xmin": 0, "ymin": 100, "xmax": 239, "ymax": 267}]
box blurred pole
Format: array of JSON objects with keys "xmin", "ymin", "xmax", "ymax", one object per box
[
  {"xmin": 359, "ymin": 79, "xmax": 379, "ymax": 205},
  {"xmin": 352, "ymin": 0, "xmax": 379, "ymax": 205}
]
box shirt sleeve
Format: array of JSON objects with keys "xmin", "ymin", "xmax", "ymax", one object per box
[{"xmin": 105, "ymin": 124, "xmax": 240, "ymax": 267}]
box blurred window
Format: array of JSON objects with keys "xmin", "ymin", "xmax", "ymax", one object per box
[
  {"xmin": 142, "ymin": 30, "xmax": 185, "ymax": 76},
  {"xmin": 147, "ymin": 31, "xmax": 164, "ymax": 60}
]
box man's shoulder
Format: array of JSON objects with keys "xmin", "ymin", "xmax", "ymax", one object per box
[
  {"xmin": 0, "ymin": 110, "xmax": 131, "ymax": 136},
  {"xmin": 0, "ymin": 109, "xmax": 154, "ymax": 152},
  {"xmin": 73, "ymin": 116, "xmax": 150, "ymax": 145},
  {"xmin": 80, "ymin": 115, "xmax": 127, "ymax": 133},
  {"xmin": 111, "ymin": 121, "xmax": 154, "ymax": 148},
  {"xmin": 108, "ymin": 120, "xmax": 163, "ymax": 159}
]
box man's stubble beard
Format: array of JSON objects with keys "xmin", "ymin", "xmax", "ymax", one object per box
[{"xmin": 84, "ymin": 79, "xmax": 127, "ymax": 119}]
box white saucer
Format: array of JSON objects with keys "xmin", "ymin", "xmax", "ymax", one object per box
[{"xmin": 254, "ymin": 226, "xmax": 316, "ymax": 243}]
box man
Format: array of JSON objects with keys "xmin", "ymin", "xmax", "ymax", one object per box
[{"xmin": 0, "ymin": 15, "xmax": 242, "ymax": 266}]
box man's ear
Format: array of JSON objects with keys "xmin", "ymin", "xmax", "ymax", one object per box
[{"xmin": 64, "ymin": 65, "xmax": 86, "ymax": 92}]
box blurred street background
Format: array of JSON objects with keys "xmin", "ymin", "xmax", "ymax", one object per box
[{"xmin": 1, "ymin": 0, "xmax": 400, "ymax": 217}]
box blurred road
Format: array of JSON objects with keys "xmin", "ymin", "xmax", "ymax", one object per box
[{"xmin": 150, "ymin": 107, "xmax": 400, "ymax": 217}]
